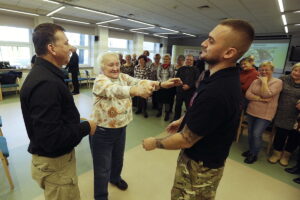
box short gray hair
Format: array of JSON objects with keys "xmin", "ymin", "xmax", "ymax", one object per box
[{"xmin": 98, "ymin": 52, "xmax": 120, "ymax": 69}]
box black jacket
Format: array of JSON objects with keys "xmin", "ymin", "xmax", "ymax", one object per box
[
  {"xmin": 20, "ymin": 57, "xmax": 90, "ymax": 157},
  {"xmin": 175, "ymin": 66, "xmax": 199, "ymax": 95},
  {"xmin": 66, "ymin": 52, "xmax": 79, "ymax": 73}
]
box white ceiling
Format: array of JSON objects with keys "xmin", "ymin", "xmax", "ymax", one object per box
[{"xmin": 0, "ymin": 0, "xmax": 299, "ymax": 37}]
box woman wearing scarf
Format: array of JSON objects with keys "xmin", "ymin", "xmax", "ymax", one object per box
[{"xmin": 157, "ymin": 54, "xmax": 175, "ymax": 121}]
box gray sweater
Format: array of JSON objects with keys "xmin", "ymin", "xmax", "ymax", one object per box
[{"xmin": 274, "ymin": 75, "xmax": 300, "ymax": 130}]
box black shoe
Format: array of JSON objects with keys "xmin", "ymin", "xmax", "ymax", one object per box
[
  {"xmin": 244, "ymin": 154, "xmax": 257, "ymax": 164},
  {"xmin": 111, "ymin": 179, "xmax": 128, "ymax": 190},
  {"xmin": 135, "ymin": 110, "xmax": 142, "ymax": 114},
  {"xmin": 293, "ymin": 177, "xmax": 300, "ymax": 184},
  {"xmin": 144, "ymin": 112, "xmax": 148, "ymax": 118},
  {"xmin": 164, "ymin": 113, "xmax": 170, "ymax": 121},
  {"xmin": 72, "ymin": 92, "xmax": 79, "ymax": 95},
  {"xmin": 242, "ymin": 150, "xmax": 251, "ymax": 157},
  {"xmin": 285, "ymin": 166, "xmax": 300, "ymax": 174},
  {"xmin": 156, "ymin": 112, "xmax": 162, "ymax": 117}
]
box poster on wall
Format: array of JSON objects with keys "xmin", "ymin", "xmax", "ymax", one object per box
[{"xmin": 184, "ymin": 49, "xmax": 201, "ymax": 59}]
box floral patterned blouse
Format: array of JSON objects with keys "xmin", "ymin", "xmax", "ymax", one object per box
[{"xmin": 91, "ymin": 73, "xmax": 151, "ymax": 128}]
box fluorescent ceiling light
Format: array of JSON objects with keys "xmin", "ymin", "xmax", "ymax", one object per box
[
  {"xmin": 160, "ymin": 27, "xmax": 179, "ymax": 33},
  {"xmin": 295, "ymin": 24, "xmax": 300, "ymax": 26},
  {"xmin": 278, "ymin": 0, "xmax": 284, "ymax": 12},
  {"xmin": 294, "ymin": 10, "xmax": 300, "ymax": 13},
  {"xmin": 46, "ymin": 6, "xmax": 65, "ymax": 16},
  {"xmin": 98, "ymin": 25, "xmax": 125, "ymax": 30},
  {"xmin": 155, "ymin": 32, "xmax": 177, "ymax": 35},
  {"xmin": 130, "ymin": 30, "xmax": 149, "ymax": 35},
  {"xmin": 96, "ymin": 19, "xmax": 120, "ymax": 24},
  {"xmin": 153, "ymin": 34, "xmax": 168, "ymax": 39},
  {"xmin": 182, "ymin": 32, "xmax": 196, "ymax": 37},
  {"xmin": 130, "ymin": 27, "xmax": 155, "ymax": 31},
  {"xmin": 43, "ymin": 0, "xmax": 60, "ymax": 5},
  {"xmin": 74, "ymin": 7, "xmax": 118, "ymax": 18},
  {"xmin": 51, "ymin": 17, "xmax": 90, "ymax": 24},
  {"xmin": 284, "ymin": 26, "xmax": 288, "ymax": 33},
  {"xmin": 281, "ymin": 14, "xmax": 287, "ymax": 25},
  {"xmin": 127, "ymin": 19, "xmax": 154, "ymax": 26},
  {"xmin": 0, "ymin": 8, "xmax": 39, "ymax": 16}
]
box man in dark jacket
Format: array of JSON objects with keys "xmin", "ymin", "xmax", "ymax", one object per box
[
  {"xmin": 20, "ymin": 23, "xmax": 96, "ymax": 200},
  {"xmin": 173, "ymin": 54, "xmax": 198, "ymax": 121},
  {"xmin": 66, "ymin": 47, "xmax": 80, "ymax": 95}
]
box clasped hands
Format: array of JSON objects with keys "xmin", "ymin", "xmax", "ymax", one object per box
[{"xmin": 131, "ymin": 78, "xmax": 182, "ymax": 99}]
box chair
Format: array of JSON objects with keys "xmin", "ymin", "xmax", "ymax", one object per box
[
  {"xmin": 85, "ymin": 70, "xmax": 96, "ymax": 88},
  {"xmin": 0, "ymin": 116, "xmax": 14, "ymax": 190},
  {"xmin": 235, "ymin": 111, "xmax": 275, "ymax": 154},
  {"xmin": 0, "ymin": 76, "xmax": 20, "ymax": 101}
]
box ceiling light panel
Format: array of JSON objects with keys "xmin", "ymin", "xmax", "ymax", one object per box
[
  {"xmin": 130, "ymin": 30, "xmax": 149, "ymax": 35},
  {"xmin": 51, "ymin": 17, "xmax": 90, "ymax": 24},
  {"xmin": 130, "ymin": 27, "xmax": 155, "ymax": 31},
  {"xmin": 43, "ymin": 0, "xmax": 60, "ymax": 5},
  {"xmin": 98, "ymin": 25, "xmax": 125, "ymax": 30},
  {"xmin": 277, "ymin": 0, "xmax": 284, "ymax": 13},
  {"xmin": 127, "ymin": 19, "xmax": 154, "ymax": 26},
  {"xmin": 160, "ymin": 27, "xmax": 179, "ymax": 33},
  {"xmin": 182, "ymin": 32, "xmax": 196, "ymax": 37},
  {"xmin": 46, "ymin": 6, "xmax": 65, "ymax": 16},
  {"xmin": 74, "ymin": 7, "xmax": 118, "ymax": 18},
  {"xmin": 0, "ymin": 8, "xmax": 39, "ymax": 16},
  {"xmin": 281, "ymin": 14, "xmax": 287, "ymax": 25},
  {"xmin": 96, "ymin": 19, "xmax": 120, "ymax": 24}
]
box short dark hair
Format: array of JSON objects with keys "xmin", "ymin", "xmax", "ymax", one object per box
[
  {"xmin": 32, "ymin": 23, "xmax": 65, "ymax": 56},
  {"xmin": 138, "ymin": 55, "xmax": 148, "ymax": 62},
  {"xmin": 219, "ymin": 19, "xmax": 255, "ymax": 60}
]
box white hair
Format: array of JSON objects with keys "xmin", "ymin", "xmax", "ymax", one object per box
[{"xmin": 98, "ymin": 52, "xmax": 120, "ymax": 69}]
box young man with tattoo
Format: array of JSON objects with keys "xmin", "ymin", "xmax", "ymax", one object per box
[{"xmin": 143, "ymin": 19, "xmax": 254, "ymax": 200}]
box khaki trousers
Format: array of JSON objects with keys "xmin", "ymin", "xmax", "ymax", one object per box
[{"xmin": 31, "ymin": 149, "xmax": 80, "ymax": 200}]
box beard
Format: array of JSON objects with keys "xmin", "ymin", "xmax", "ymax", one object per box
[{"xmin": 203, "ymin": 56, "xmax": 220, "ymax": 65}]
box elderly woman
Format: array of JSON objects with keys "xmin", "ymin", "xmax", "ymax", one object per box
[
  {"xmin": 240, "ymin": 56, "xmax": 259, "ymax": 109},
  {"xmin": 268, "ymin": 62, "xmax": 300, "ymax": 166},
  {"xmin": 134, "ymin": 55, "xmax": 152, "ymax": 117},
  {"xmin": 120, "ymin": 54, "xmax": 134, "ymax": 77},
  {"xmin": 90, "ymin": 52, "xmax": 181, "ymax": 200},
  {"xmin": 150, "ymin": 54, "xmax": 162, "ymax": 109},
  {"xmin": 242, "ymin": 62, "xmax": 282, "ymax": 164},
  {"xmin": 157, "ymin": 54, "xmax": 175, "ymax": 121}
]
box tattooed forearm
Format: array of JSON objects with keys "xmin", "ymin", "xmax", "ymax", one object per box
[{"xmin": 181, "ymin": 125, "xmax": 201, "ymax": 145}]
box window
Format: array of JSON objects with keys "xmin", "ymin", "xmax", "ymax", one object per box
[
  {"xmin": 143, "ymin": 42, "xmax": 160, "ymax": 59},
  {"xmin": 0, "ymin": 46, "xmax": 30, "ymax": 66},
  {"xmin": 65, "ymin": 32, "xmax": 90, "ymax": 65},
  {"xmin": 108, "ymin": 38, "xmax": 133, "ymax": 56},
  {"xmin": 0, "ymin": 26, "xmax": 31, "ymax": 67},
  {"xmin": 0, "ymin": 26, "xmax": 29, "ymax": 42}
]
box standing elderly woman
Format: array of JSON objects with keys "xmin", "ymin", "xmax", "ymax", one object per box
[
  {"xmin": 134, "ymin": 55, "xmax": 152, "ymax": 117},
  {"xmin": 120, "ymin": 54, "xmax": 134, "ymax": 77},
  {"xmin": 90, "ymin": 52, "xmax": 181, "ymax": 200},
  {"xmin": 242, "ymin": 62, "xmax": 282, "ymax": 164},
  {"xmin": 157, "ymin": 54, "xmax": 175, "ymax": 121},
  {"xmin": 268, "ymin": 62, "xmax": 300, "ymax": 166}
]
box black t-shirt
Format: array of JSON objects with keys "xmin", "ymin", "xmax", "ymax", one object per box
[{"xmin": 180, "ymin": 67, "xmax": 241, "ymax": 168}]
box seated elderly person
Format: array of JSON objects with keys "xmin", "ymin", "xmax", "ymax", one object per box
[{"xmin": 89, "ymin": 52, "xmax": 182, "ymax": 200}]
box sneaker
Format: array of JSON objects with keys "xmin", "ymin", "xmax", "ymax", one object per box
[
  {"xmin": 111, "ymin": 179, "xmax": 128, "ymax": 190},
  {"xmin": 242, "ymin": 150, "xmax": 251, "ymax": 157},
  {"xmin": 293, "ymin": 177, "xmax": 300, "ymax": 184},
  {"xmin": 244, "ymin": 154, "xmax": 257, "ymax": 164},
  {"xmin": 285, "ymin": 166, "xmax": 300, "ymax": 175}
]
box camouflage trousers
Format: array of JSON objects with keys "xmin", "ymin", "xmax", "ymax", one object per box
[{"xmin": 171, "ymin": 151, "xmax": 224, "ymax": 200}]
